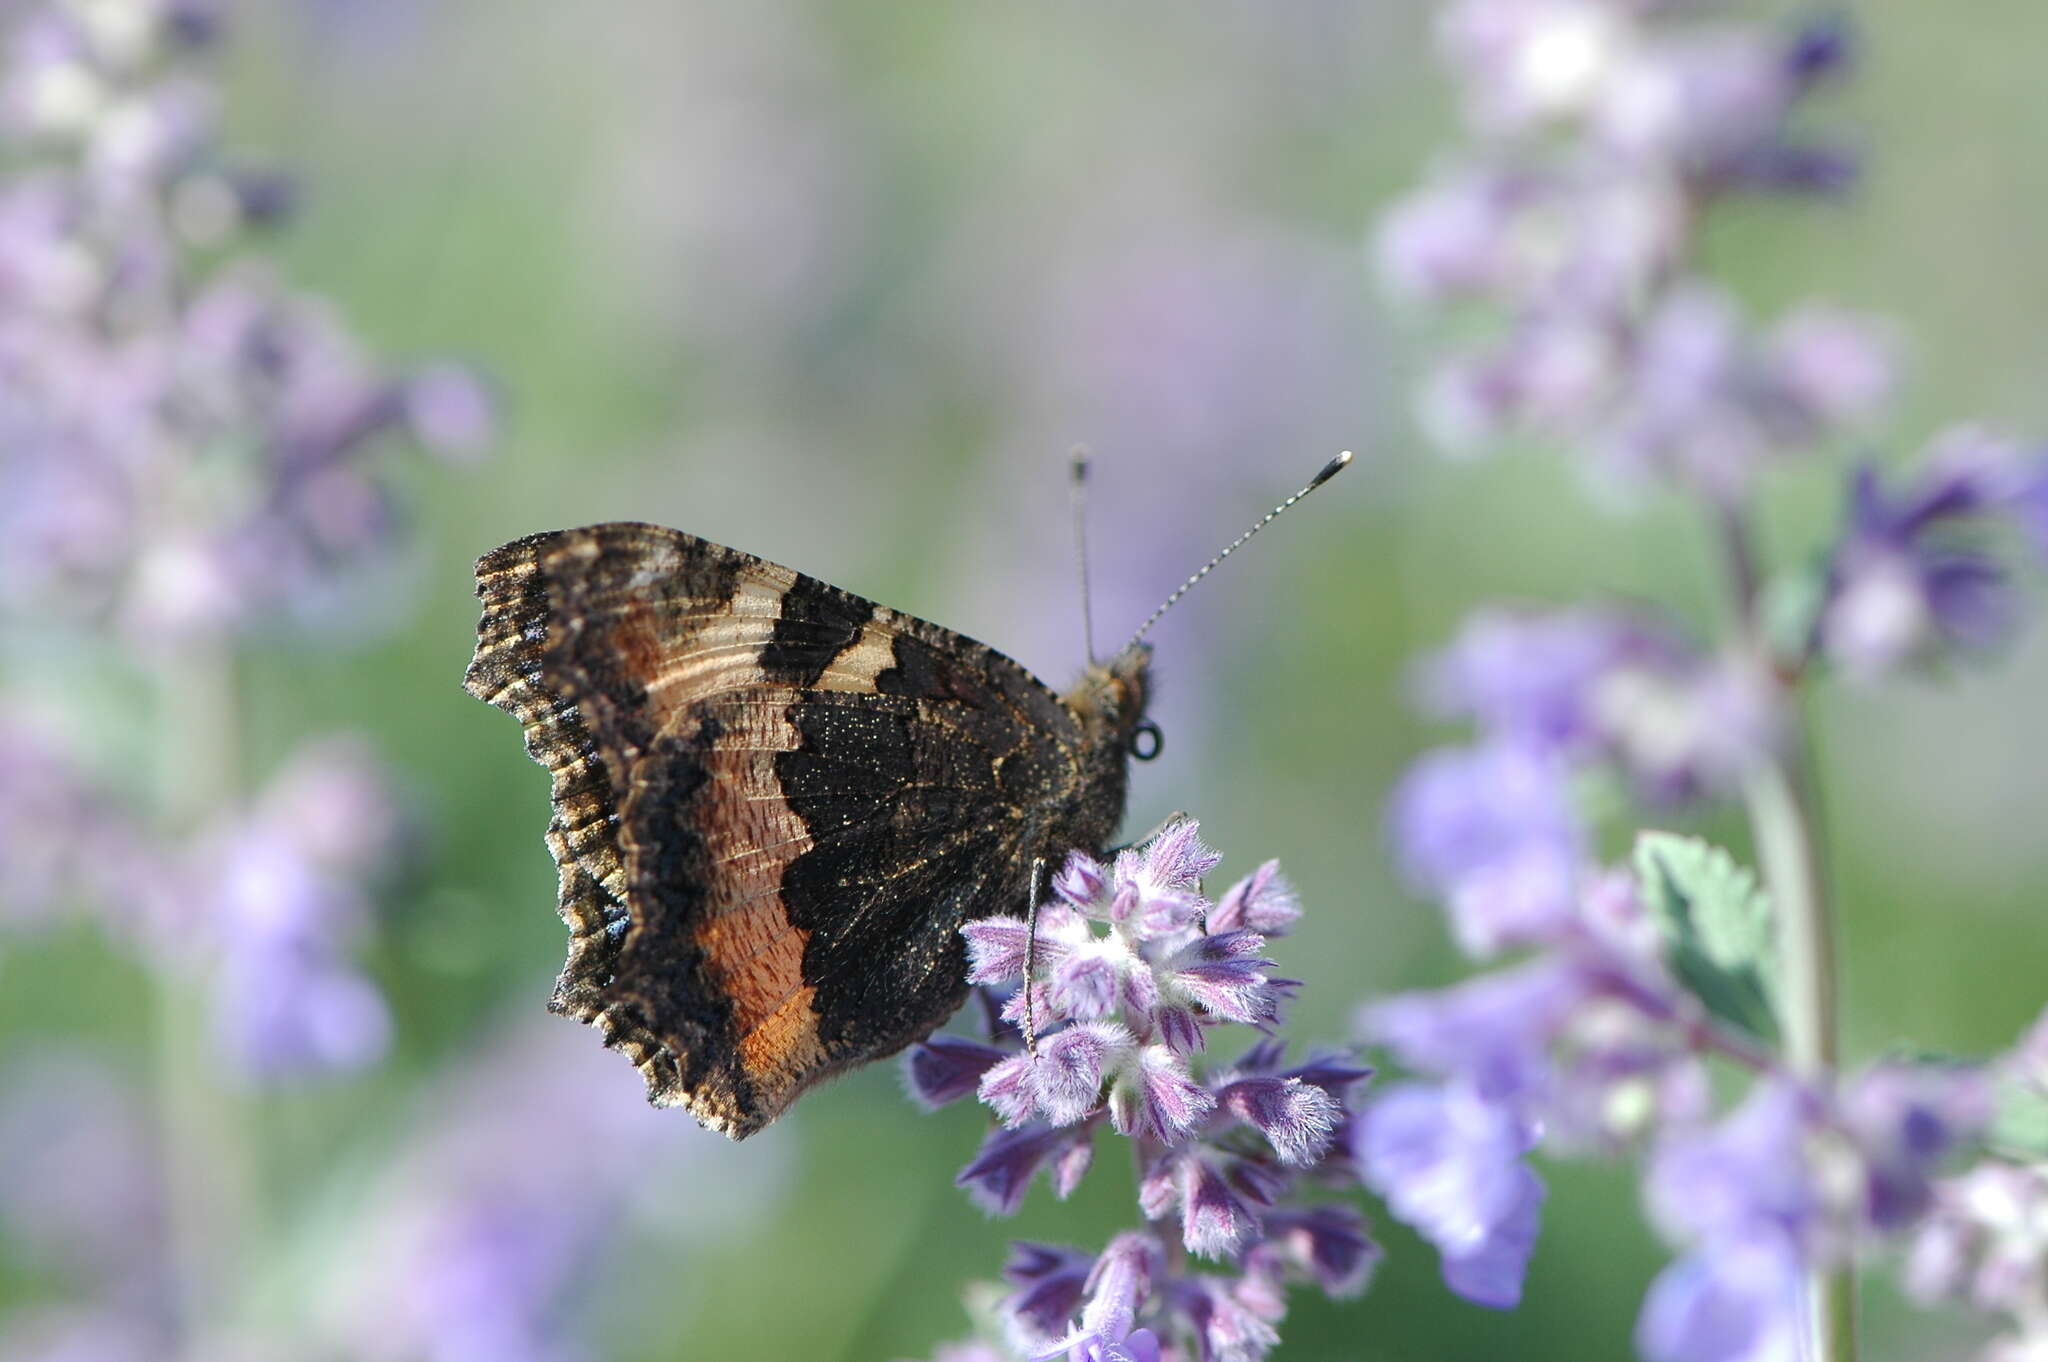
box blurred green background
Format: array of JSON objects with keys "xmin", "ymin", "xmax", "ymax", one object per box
[{"xmin": 10, "ymin": 1, "xmax": 2048, "ymax": 1357}]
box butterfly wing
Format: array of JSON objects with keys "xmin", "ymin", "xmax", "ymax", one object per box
[{"xmin": 464, "ymin": 522, "xmax": 1097, "ymax": 1137}]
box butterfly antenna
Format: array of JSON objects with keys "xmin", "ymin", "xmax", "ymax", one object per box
[
  {"xmin": 1122, "ymin": 450, "xmax": 1354, "ymax": 651},
  {"xmin": 1070, "ymin": 446, "xmax": 1097, "ymax": 665}
]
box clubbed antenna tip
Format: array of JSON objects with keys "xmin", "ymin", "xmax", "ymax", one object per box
[
  {"xmin": 1122, "ymin": 449, "xmax": 1359, "ymax": 652},
  {"xmin": 1310, "ymin": 449, "xmax": 1354, "ymax": 490}
]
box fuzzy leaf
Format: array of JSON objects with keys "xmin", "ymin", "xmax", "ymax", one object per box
[{"xmin": 1633, "ymin": 832, "xmax": 1780, "ymax": 1044}]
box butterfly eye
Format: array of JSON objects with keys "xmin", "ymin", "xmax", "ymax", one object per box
[{"xmin": 1129, "ymin": 720, "xmax": 1163, "ymax": 762}]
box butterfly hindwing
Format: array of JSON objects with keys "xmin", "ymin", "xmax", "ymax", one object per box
[{"xmin": 464, "ymin": 523, "xmax": 1101, "ymax": 1137}]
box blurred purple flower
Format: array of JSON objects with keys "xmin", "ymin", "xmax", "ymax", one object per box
[
  {"xmin": 0, "ymin": 13, "xmax": 493, "ymax": 645},
  {"xmin": 1387, "ymin": 740, "xmax": 1583, "ymax": 956},
  {"xmin": 1591, "ymin": 284, "xmax": 1772, "ymax": 502},
  {"xmin": 0, "ymin": 1052, "xmax": 166, "ymax": 1294},
  {"xmin": 1840, "ymin": 1062, "xmax": 1990, "ymax": 1231},
  {"xmin": 330, "ymin": 1016, "xmax": 781, "ymax": 1362},
  {"xmin": 1820, "ymin": 429, "xmax": 2048, "ymax": 679},
  {"xmin": 1417, "ymin": 606, "xmax": 1656, "ymax": 750},
  {"xmin": 1635, "ymin": 1230, "xmax": 1804, "ymax": 1362},
  {"xmin": 1389, "ymin": 3, "xmax": 1873, "ymax": 498},
  {"xmin": 190, "ymin": 741, "xmax": 405, "ymax": 1081},
  {"xmin": 1436, "ymin": 0, "xmax": 1634, "ymax": 137},
  {"xmin": 0, "ymin": 1309, "xmax": 171, "ymax": 1362},
  {"xmin": 1765, "ymin": 305, "xmax": 1898, "ymax": 432},
  {"xmin": 1646, "ymin": 1081, "xmax": 1820, "ymax": 1249},
  {"xmin": 1413, "ymin": 606, "xmax": 1779, "ymax": 805},
  {"xmin": 1362, "ymin": 957, "xmax": 1582, "ymax": 1103},
  {"xmin": 0, "ymin": 711, "xmax": 141, "ymax": 928},
  {"xmin": 1355, "ymin": 1081, "xmax": 1544, "ymax": 1308}
]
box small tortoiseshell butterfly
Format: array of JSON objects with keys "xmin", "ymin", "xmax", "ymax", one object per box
[{"xmin": 463, "ymin": 453, "xmax": 1348, "ymax": 1138}]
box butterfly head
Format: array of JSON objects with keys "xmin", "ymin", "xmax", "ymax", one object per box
[{"xmin": 1065, "ymin": 640, "xmax": 1160, "ymax": 763}]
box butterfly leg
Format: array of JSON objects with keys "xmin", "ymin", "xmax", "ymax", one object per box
[{"xmin": 1022, "ymin": 855, "xmax": 1047, "ymax": 1057}]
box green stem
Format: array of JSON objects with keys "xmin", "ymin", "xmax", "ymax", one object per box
[
  {"xmin": 1743, "ymin": 756, "xmax": 1835, "ymax": 1076},
  {"xmin": 1714, "ymin": 502, "xmax": 1857, "ymax": 1362},
  {"xmin": 154, "ymin": 640, "xmax": 258, "ymax": 1351},
  {"xmin": 1742, "ymin": 750, "xmax": 1855, "ymax": 1362}
]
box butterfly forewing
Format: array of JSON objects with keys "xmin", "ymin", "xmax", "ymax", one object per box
[{"xmin": 464, "ymin": 522, "xmax": 1108, "ymax": 1137}]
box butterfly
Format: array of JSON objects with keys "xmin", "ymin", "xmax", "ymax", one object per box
[{"xmin": 461, "ymin": 453, "xmax": 1347, "ymax": 1138}]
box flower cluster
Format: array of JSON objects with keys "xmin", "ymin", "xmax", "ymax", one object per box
[
  {"xmin": 1372, "ymin": 17, "xmax": 2048, "ymax": 1352},
  {"xmin": 1, "ymin": 712, "xmax": 407, "ymax": 1083},
  {"xmin": 1391, "ymin": 604, "xmax": 1778, "ymax": 962},
  {"xmin": 0, "ymin": 4, "xmax": 489, "ymax": 1356},
  {"xmin": 1383, "ymin": 0, "xmax": 2048, "ymax": 688},
  {"xmin": 1818, "ymin": 428, "xmax": 2048, "ymax": 681},
  {"xmin": 1360, "ymin": 827, "xmax": 2006, "ymax": 1352},
  {"xmin": 907, "ymin": 822, "xmax": 1376, "ymax": 1362},
  {"xmin": 0, "ymin": 0, "xmax": 491, "ymax": 642},
  {"xmin": 1900, "ymin": 1013, "xmax": 2048, "ymax": 1361},
  {"xmin": 0, "ymin": 0, "xmax": 489, "ymax": 1062},
  {"xmin": 1379, "ymin": 0, "xmax": 1885, "ymax": 504},
  {"xmin": 190, "ymin": 738, "xmax": 406, "ymax": 1080}
]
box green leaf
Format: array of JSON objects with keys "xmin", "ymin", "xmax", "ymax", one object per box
[
  {"xmin": 1633, "ymin": 831, "xmax": 1781, "ymax": 1044},
  {"xmin": 1990, "ymin": 1075, "xmax": 2048, "ymax": 1161}
]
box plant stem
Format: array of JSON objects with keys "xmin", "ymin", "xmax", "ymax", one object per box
[
  {"xmin": 1712, "ymin": 501, "xmax": 1857, "ymax": 1362},
  {"xmin": 1744, "ymin": 744, "xmax": 1856, "ymax": 1362},
  {"xmin": 154, "ymin": 639, "xmax": 258, "ymax": 1354}
]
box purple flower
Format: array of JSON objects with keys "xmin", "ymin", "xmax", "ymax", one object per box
[
  {"xmin": 999, "ymin": 1242, "xmax": 1094, "ymax": 1349},
  {"xmin": 1036, "ymin": 1024, "xmax": 1132, "ymax": 1126},
  {"xmin": 0, "ymin": 1053, "xmax": 165, "ymax": 1289},
  {"xmin": 1417, "ymin": 606, "xmax": 1656, "ymax": 751},
  {"xmin": 1765, "ymin": 305, "xmax": 1898, "ymax": 432},
  {"xmin": 1356, "ymin": 1081, "xmax": 1544, "ymax": 1308},
  {"xmin": 1412, "ymin": 606, "xmax": 1778, "ymax": 811},
  {"xmin": 1160, "ymin": 931, "xmax": 1278, "ymax": 1028},
  {"xmin": 1180, "ymin": 1158, "xmax": 1259, "ymax": 1259},
  {"xmin": 1208, "ymin": 861, "xmax": 1300, "ymax": 937},
  {"xmin": 1260, "ymin": 1206, "xmax": 1382, "ymax": 1298},
  {"xmin": 1179, "ymin": 1278, "xmax": 1280, "ymax": 1361},
  {"xmin": 979, "ymin": 1052, "xmax": 1047, "ymax": 1129},
  {"xmin": 1362, "ymin": 956, "xmax": 1583, "ymax": 1102},
  {"xmin": 1107, "ymin": 1046, "xmax": 1215, "ymax": 1146},
  {"xmin": 957, "ymin": 1123, "xmax": 1096, "ymax": 1217},
  {"xmin": 1590, "ymin": 653, "xmax": 1780, "ymax": 802},
  {"xmin": 929, "ymin": 824, "xmax": 1363, "ymax": 1359},
  {"xmin": 1440, "ymin": 1161, "xmax": 1544, "ymax": 1310},
  {"xmin": 1840, "ymin": 1062, "xmax": 1991, "ymax": 1231},
  {"xmin": 905, "ymin": 1036, "xmax": 1009, "ymax": 1109},
  {"xmin": 1635, "ymin": 1230, "xmax": 1804, "ymax": 1362},
  {"xmin": 1903, "ymin": 1161, "xmax": 2048, "ymax": 1321},
  {"xmin": 1592, "ymin": 29, "xmax": 1810, "ymax": 176},
  {"xmin": 1069, "ymin": 1232, "xmax": 1158, "ymax": 1352},
  {"xmin": 401, "ymin": 362, "xmax": 497, "ymax": 462},
  {"xmin": 190, "ymin": 743, "xmax": 407, "ymax": 1082},
  {"xmin": 0, "ymin": 711, "xmax": 148, "ymax": 930},
  {"xmin": 210, "ymin": 938, "xmax": 391, "ymax": 1081},
  {"xmin": 1387, "ymin": 740, "xmax": 1583, "ymax": 956},
  {"xmin": 1820, "ymin": 429, "xmax": 2048, "ymax": 678},
  {"xmin": 1436, "ymin": 0, "xmax": 1633, "ymax": 136},
  {"xmin": 1646, "ymin": 1081, "xmax": 1819, "ymax": 1248},
  {"xmin": 333, "ymin": 1017, "xmax": 778, "ymax": 1362},
  {"xmin": 1215, "ymin": 1076, "xmax": 1343, "ymax": 1167}
]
